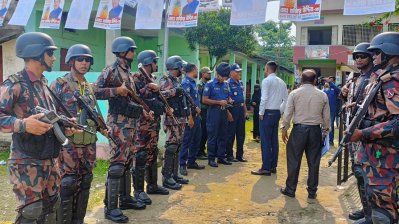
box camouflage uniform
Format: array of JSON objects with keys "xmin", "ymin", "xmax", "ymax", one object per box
[{"xmin": 0, "ymin": 69, "xmax": 61, "ymax": 223}]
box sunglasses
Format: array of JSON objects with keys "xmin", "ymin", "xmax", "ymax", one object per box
[
  {"xmin": 75, "ymin": 56, "xmax": 92, "ymax": 63},
  {"xmin": 46, "ymin": 50, "xmax": 54, "ymax": 57},
  {"xmin": 354, "ymin": 54, "xmax": 368, "ymax": 59}
]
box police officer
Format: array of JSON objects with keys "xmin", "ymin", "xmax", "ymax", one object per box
[
  {"xmin": 340, "ymin": 43, "xmax": 373, "ymax": 224},
  {"xmin": 203, "ymin": 62, "xmax": 233, "ymax": 167},
  {"xmin": 226, "ymin": 63, "xmax": 248, "ymax": 162},
  {"xmin": 0, "ymin": 32, "xmax": 61, "ymax": 223},
  {"xmin": 132, "ymin": 50, "xmax": 169, "ymax": 201},
  {"xmin": 95, "ymin": 36, "xmax": 148, "ymax": 223},
  {"xmin": 159, "ymin": 55, "xmax": 190, "ymax": 190},
  {"xmin": 50, "ymin": 44, "xmax": 100, "ymax": 224},
  {"xmin": 179, "ymin": 63, "xmax": 205, "ymax": 176},
  {"xmin": 197, "ymin": 67, "xmax": 212, "ymax": 160},
  {"xmin": 350, "ymin": 32, "xmax": 399, "ymax": 224}
]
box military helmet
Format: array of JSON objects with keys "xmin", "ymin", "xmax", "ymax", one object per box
[
  {"xmin": 65, "ymin": 44, "xmax": 93, "ymax": 64},
  {"xmin": 16, "ymin": 32, "xmax": 57, "ymax": 59},
  {"xmin": 368, "ymin": 32, "xmax": 399, "ymax": 56},
  {"xmin": 166, "ymin": 55, "xmax": 186, "ymax": 70},
  {"xmin": 137, "ymin": 50, "xmax": 159, "ymax": 66},
  {"xmin": 112, "ymin": 36, "xmax": 137, "ymax": 54},
  {"xmin": 352, "ymin": 42, "xmax": 373, "ymax": 60}
]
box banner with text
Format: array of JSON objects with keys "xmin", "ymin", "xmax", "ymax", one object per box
[
  {"xmin": 230, "ymin": 0, "xmax": 268, "ymax": 26},
  {"xmin": 135, "ymin": 0, "xmax": 163, "ymax": 29},
  {"xmin": 167, "ymin": 0, "xmax": 199, "ymax": 28},
  {"xmin": 279, "ymin": 0, "xmax": 322, "ymax": 21},
  {"xmin": 8, "ymin": 0, "xmax": 36, "ymax": 26},
  {"xmin": 344, "ymin": 0, "xmax": 396, "ymax": 15},
  {"xmin": 39, "ymin": 0, "xmax": 65, "ymax": 29},
  {"xmin": 94, "ymin": 0, "xmax": 125, "ymax": 30},
  {"xmin": 0, "ymin": 0, "xmax": 11, "ymax": 26},
  {"xmin": 65, "ymin": 0, "xmax": 94, "ymax": 30},
  {"xmin": 199, "ymin": 0, "xmax": 220, "ymax": 12},
  {"xmin": 222, "ymin": 0, "xmax": 232, "ymax": 7}
]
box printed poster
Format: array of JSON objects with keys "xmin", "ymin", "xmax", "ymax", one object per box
[
  {"xmin": 135, "ymin": 0, "xmax": 163, "ymax": 30},
  {"xmin": 8, "ymin": 0, "xmax": 37, "ymax": 26},
  {"xmin": 0, "ymin": 0, "xmax": 11, "ymax": 26},
  {"xmin": 167, "ymin": 0, "xmax": 199, "ymax": 28},
  {"xmin": 65, "ymin": 0, "xmax": 94, "ymax": 30},
  {"xmin": 305, "ymin": 45, "xmax": 329, "ymax": 59},
  {"xmin": 230, "ymin": 0, "xmax": 268, "ymax": 26},
  {"xmin": 279, "ymin": 0, "xmax": 322, "ymax": 21},
  {"xmin": 199, "ymin": 0, "xmax": 220, "ymax": 12},
  {"xmin": 94, "ymin": 0, "xmax": 126, "ymax": 30},
  {"xmin": 39, "ymin": 0, "xmax": 65, "ymax": 29},
  {"xmin": 344, "ymin": 0, "xmax": 396, "ymax": 15}
]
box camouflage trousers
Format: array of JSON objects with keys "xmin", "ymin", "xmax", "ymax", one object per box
[
  {"xmin": 164, "ymin": 123, "xmax": 186, "ymax": 146},
  {"xmin": 57, "ymin": 144, "xmax": 96, "ymax": 177},
  {"xmin": 363, "ymin": 164, "xmax": 399, "ymax": 221},
  {"xmin": 8, "ymin": 160, "xmax": 60, "ymax": 212},
  {"xmin": 134, "ymin": 116, "xmax": 161, "ymax": 165},
  {"xmin": 109, "ymin": 126, "xmax": 137, "ymax": 166}
]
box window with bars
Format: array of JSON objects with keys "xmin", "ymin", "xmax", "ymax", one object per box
[
  {"xmin": 342, "ymin": 25, "xmax": 382, "ymax": 46},
  {"xmin": 388, "ymin": 23, "xmax": 399, "ymax": 32}
]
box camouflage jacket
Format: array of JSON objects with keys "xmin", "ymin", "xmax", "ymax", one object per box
[{"xmin": 159, "ymin": 73, "xmax": 187, "ymax": 125}]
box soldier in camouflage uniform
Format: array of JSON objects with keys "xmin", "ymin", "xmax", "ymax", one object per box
[
  {"xmin": 0, "ymin": 32, "xmax": 61, "ymax": 223},
  {"xmin": 159, "ymin": 56, "xmax": 190, "ymax": 190},
  {"xmin": 50, "ymin": 44, "xmax": 102, "ymax": 224},
  {"xmin": 94, "ymin": 36, "xmax": 148, "ymax": 223},
  {"xmin": 131, "ymin": 50, "xmax": 169, "ymax": 204},
  {"xmin": 350, "ymin": 32, "xmax": 399, "ymax": 224}
]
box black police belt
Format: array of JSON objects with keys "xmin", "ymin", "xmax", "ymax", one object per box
[
  {"xmin": 144, "ymin": 97, "xmax": 165, "ymax": 117},
  {"xmin": 360, "ymin": 118, "xmax": 399, "ymax": 148},
  {"xmin": 108, "ymin": 96, "xmax": 143, "ymax": 119},
  {"xmin": 232, "ymin": 102, "xmax": 244, "ymax": 107}
]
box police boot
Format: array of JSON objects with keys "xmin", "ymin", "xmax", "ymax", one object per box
[
  {"xmin": 133, "ymin": 150, "xmax": 152, "ymax": 205},
  {"xmin": 162, "ymin": 144, "xmax": 182, "ymax": 190},
  {"xmin": 145, "ymin": 154, "xmax": 169, "ymax": 195},
  {"xmin": 39, "ymin": 195, "xmax": 59, "ymax": 224},
  {"xmin": 72, "ymin": 174, "xmax": 93, "ymax": 224},
  {"xmin": 119, "ymin": 166, "xmax": 146, "ymax": 210},
  {"xmin": 173, "ymin": 146, "xmax": 189, "ymax": 185},
  {"xmin": 57, "ymin": 175, "xmax": 77, "ymax": 224},
  {"xmin": 104, "ymin": 165, "xmax": 129, "ymax": 223},
  {"xmin": 354, "ymin": 164, "xmax": 372, "ymax": 223},
  {"xmin": 15, "ymin": 201, "xmax": 43, "ymax": 224}
]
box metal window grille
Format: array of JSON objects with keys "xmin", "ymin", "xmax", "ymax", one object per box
[
  {"xmin": 388, "ymin": 23, "xmax": 399, "ymax": 32},
  {"xmin": 342, "ymin": 25, "xmax": 382, "ymax": 46}
]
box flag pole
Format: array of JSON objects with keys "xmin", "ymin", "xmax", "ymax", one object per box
[{"xmin": 163, "ymin": 0, "xmax": 171, "ymax": 73}]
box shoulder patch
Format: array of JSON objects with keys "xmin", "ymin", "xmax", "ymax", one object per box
[{"xmin": 8, "ymin": 74, "xmax": 21, "ymax": 84}]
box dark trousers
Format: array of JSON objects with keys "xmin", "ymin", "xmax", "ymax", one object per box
[
  {"xmin": 207, "ymin": 107, "xmax": 228, "ymax": 161},
  {"xmin": 253, "ymin": 106, "xmax": 260, "ymax": 139},
  {"xmin": 198, "ymin": 108, "xmax": 208, "ymax": 156},
  {"xmin": 179, "ymin": 116, "xmax": 202, "ymax": 166},
  {"xmin": 226, "ymin": 106, "xmax": 245, "ymax": 159},
  {"xmin": 329, "ymin": 112, "xmax": 336, "ymax": 143},
  {"xmin": 285, "ymin": 124, "xmax": 322, "ymax": 195},
  {"xmin": 259, "ymin": 110, "xmax": 280, "ymax": 170}
]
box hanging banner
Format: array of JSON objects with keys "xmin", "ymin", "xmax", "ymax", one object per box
[
  {"xmin": 167, "ymin": 0, "xmax": 199, "ymax": 28},
  {"xmin": 305, "ymin": 45, "xmax": 329, "ymax": 59},
  {"xmin": 135, "ymin": 0, "xmax": 163, "ymax": 29},
  {"xmin": 65, "ymin": 0, "xmax": 94, "ymax": 30},
  {"xmin": 279, "ymin": 0, "xmax": 322, "ymax": 21},
  {"xmin": 39, "ymin": 0, "xmax": 65, "ymax": 29},
  {"xmin": 230, "ymin": 0, "xmax": 268, "ymax": 26},
  {"xmin": 0, "ymin": 0, "xmax": 11, "ymax": 26},
  {"xmin": 199, "ymin": 0, "xmax": 220, "ymax": 12},
  {"xmin": 8, "ymin": 0, "xmax": 36, "ymax": 26},
  {"xmin": 222, "ymin": 0, "xmax": 232, "ymax": 7},
  {"xmin": 343, "ymin": 0, "xmax": 396, "ymax": 15},
  {"xmin": 94, "ymin": 0, "xmax": 125, "ymax": 30}
]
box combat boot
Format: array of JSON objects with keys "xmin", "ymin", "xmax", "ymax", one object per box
[
  {"xmin": 173, "ymin": 149, "xmax": 189, "ymax": 184},
  {"xmin": 145, "ymin": 155, "xmax": 169, "ymax": 195},
  {"xmin": 119, "ymin": 168, "xmax": 146, "ymax": 210},
  {"xmin": 162, "ymin": 144, "xmax": 182, "ymax": 190},
  {"xmin": 104, "ymin": 165, "xmax": 129, "ymax": 223}
]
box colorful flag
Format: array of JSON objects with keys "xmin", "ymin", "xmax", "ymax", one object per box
[
  {"xmin": 279, "ymin": 0, "xmax": 322, "ymax": 21},
  {"xmin": 344, "ymin": 0, "xmax": 396, "ymax": 15},
  {"xmin": 94, "ymin": 0, "xmax": 126, "ymax": 30},
  {"xmin": 230, "ymin": 0, "xmax": 268, "ymax": 26},
  {"xmin": 8, "ymin": 0, "xmax": 36, "ymax": 26},
  {"xmin": 65, "ymin": 0, "xmax": 94, "ymax": 30},
  {"xmin": 199, "ymin": 0, "xmax": 220, "ymax": 12},
  {"xmin": 167, "ymin": 0, "xmax": 199, "ymax": 28},
  {"xmin": 135, "ymin": 0, "xmax": 163, "ymax": 30},
  {"xmin": 39, "ymin": 0, "xmax": 64, "ymax": 29},
  {"xmin": 0, "ymin": 0, "xmax": 11, "ymax": 26}
]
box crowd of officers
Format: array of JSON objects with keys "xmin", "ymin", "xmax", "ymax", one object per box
[{"xmin": 0, "ymin": 32, "xmax": 248, "ymax": 224}]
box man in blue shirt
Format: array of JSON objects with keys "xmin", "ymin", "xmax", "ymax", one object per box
[
  {"xmin": 203, "ymin": 62, "xmax": 233, "ymax": 167},
  {"xmin": 226, "ymin": 63, "xmax": 248, "ymax": 162},
  {"xmin": 108, "ymin": 0, "xmax": 123, "ymax": 19},
  {"xmin": 49, "ymin": 0, "xmax": 62, "ymax": 20},
  {"xmin": 179, "ymin": 63, "xmax": 205, "ymax": 176},
  {"xmin": 182, "ymin": 0, "xmax": 199, "ymax": 16},
  {"xmin": 322, "ymin": 76, "xmax": 340, "ymax": 145},
  {"xmin": 0, "ymin": 0, "xmax": 8, "ymax": 18}
]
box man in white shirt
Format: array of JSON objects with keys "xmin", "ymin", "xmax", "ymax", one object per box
[{"xmin": 251, "ymin": 61, "xmax": 288, "ymax": 176}]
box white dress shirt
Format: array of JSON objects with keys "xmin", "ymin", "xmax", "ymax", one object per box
[{"xmin": 259, "ymin": 73, "xmax": 288, "ymax": 116}]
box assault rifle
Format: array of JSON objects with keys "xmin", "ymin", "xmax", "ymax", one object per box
[
  {"xmin": 33, "ymin": 106, "xmax": 96, "ymax": 146},
  {"xmin": 328, "ymin": 66, "xmax": 394, "ymax": 167},
  {"xmin": 74, "ymin": 92, "xmax": 119, "ymax": 147}
]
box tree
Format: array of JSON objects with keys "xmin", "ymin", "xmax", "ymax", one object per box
[
  {"xmin": 255, "ymin": 21, "xmax": 295, "ymax": 69},
  {"xmin": 184, "ymin": 9, "xmax": 258, "ymax": 69}
]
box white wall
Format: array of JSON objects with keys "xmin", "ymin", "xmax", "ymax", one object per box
[{"xmin": 2, "ymin": 39, "xmax": 24, "ymax": 79}]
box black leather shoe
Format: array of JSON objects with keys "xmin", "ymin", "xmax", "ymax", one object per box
[
  {"xmin": 104, "ymin": 208, "xmax": 129, "ymax": 223},
  {"xmin": 180, "ymin": 166, "xmax": 188, "ymax": 176},
  {"xmin": 119, "ymin": 196, "xmax": 146, "ymax": 210},
  {"xmin": 237, "ymin": 158, "xmax": 248, "ymax": 162},
  {"xmin": 196, "ymin": 155, "xmax": 208, "ymax": 160},
  {"xmin": 280, "ymin": 187, "xmax": 295, "ymax": 198},
  {"xmin": 174, "ymin": 176, "xmax": 189, "ymax": 184},
  {"xmin": 135, "ymin": 192, "xmax": 152, "ymax": 205},
  {"xmin": 308, "ymin": 193, "xmax": 317, "ymax": 199},
  {"xmin": 187, "ymin": 162, "xmax": 205, "ymax": 170},
  {"xmin": 146, "ymin": 184, "xmax": 169, "ymax": 195},
  {"xmin": 217, "ymin": 158, "xmax": 232, "ymax": 165},
  {"xmin": 349, "ymin": 209, "xmax": 365, "ymax": 220},
  {"xmin": 251, "ymin": 169, "xmax": 271, "ymax": 176},
  {"xmin": 163, "ymin": 177, "xmax": 182, "ymax": 190},
  {"xmin": 227, "ymin": 157, "xmax": 238, "ymax": 162},
  {"xmin": 208, "ymin": 161, "xmax": 218, "ymax": 167},
  {"xmin": 270, "ymin": 167, "xmax": 277, "ymax": 173}
]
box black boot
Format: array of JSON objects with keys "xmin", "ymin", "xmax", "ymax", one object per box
[
  {"xmin": 145, "ymin": 155, "xmax": 169, "ymax": 195},
  {"xmin": 162, "ymin": 144, "xmax": 182, "ymax": 190},
  {"xmin": 173, "ymin": 147, "xmax": 189, "ymax": 185},
  {"xmin": 57, "ymin": 175, "xmax": 77, "ymax": 224},
  {"xmin": 119, "ymin": 167, "xmax": 146, "ymax": 210},
  {"xmin": 104, "ymin": 165, "xmax": 129, "ymax": 223},
  {"xmin": 349, "ymin": 209, "xmax": 365, "ymax": 220},
  {"xmin": 72, "ymin": 174, "xmax": 93, "ymax": 223}
]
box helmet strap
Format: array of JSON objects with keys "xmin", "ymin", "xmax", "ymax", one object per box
[
  {"xmin": 40, "ymin": 54, "xmax": 52, "ymax": 72},
  {"xmin": 381, "ymin": 52, "xmax": 393, "ymax": 68}
]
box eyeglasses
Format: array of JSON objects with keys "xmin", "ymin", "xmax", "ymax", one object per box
[
  {"xmin": 75, "ymin": 56, "xmax": 92, "ymax": 63},
  {"xmin": 354, "ymin": 54, "xmax": 368, "ymax": 59},
  {"xmin": 46, "ymin": 50, "xmax": 54, "ymax": 57},
  {"xmin": 374, "ymin": 50, "xmax": 382, "ymax": 56}
]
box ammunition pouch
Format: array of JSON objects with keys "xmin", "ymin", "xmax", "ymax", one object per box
[
  {"xmin": 109, "ymin": 96, "xmax": 143, "ymax": 119},
  {"xmin": 12, "ymin": 130, "xmax": 62, "ymax": 159},
  {"xmin": 168, "ymin": 95, "xmax": 190, "ymax": 118},
  {"xmin": 66, "ymin": 119, "xmax": 97, "ymax": 145},
  {"xmin": 144, "ymin": 97, "xmax": 165, "ymax": 117}
]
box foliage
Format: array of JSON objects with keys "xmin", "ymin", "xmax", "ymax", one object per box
[
  {"xmin": 184, "ymin": 9, "xmax": 258, "ymax": 69},
  {"xmin": 255, "ymin": 21, "xmax": 295, "ymax": 69},
  {"xmin": 367, "ymin": 0, "xmax": 399, "ymax": 31}
]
